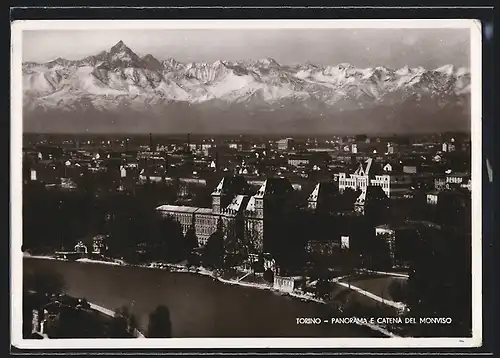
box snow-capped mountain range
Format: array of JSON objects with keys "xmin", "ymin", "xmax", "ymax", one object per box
[{"xmin": 22, "ymin": 40, "xmax": 471, "ymax": 134}]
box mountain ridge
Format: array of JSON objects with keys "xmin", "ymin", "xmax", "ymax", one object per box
[{"xmin": 22, "ymin": 40, "xmax": 471, "ymax": 134}]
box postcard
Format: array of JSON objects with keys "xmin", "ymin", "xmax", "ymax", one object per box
[{"xmin": 11, "ymin": 19, "xmax": 482, "ymax": 350}]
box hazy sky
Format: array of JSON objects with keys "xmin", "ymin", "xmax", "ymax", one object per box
[{"xmin": 23, "ymin": 28, "xmax": 470, "ymax": 69}]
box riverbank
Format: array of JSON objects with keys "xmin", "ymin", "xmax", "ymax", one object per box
[
  {"xmin": 24, "ymin": 289, "xmax": 143, "ymax": 339},
  {"xmin": 139, "ymin": 265, "xmax": 400, "ymax": 338},
  {"xmin": 24, "ymin": 254, "xmax": 398, "ymax": 337},
  {"xmin": 88, "ymin": 302, "xmax": 145, "ymax": 338}
]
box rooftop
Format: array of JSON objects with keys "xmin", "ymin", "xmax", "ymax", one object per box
[
  {"xmin": 211, "ymin": 175, "xmax": 248, "ymax": 196},
  {"xmin": 376, "ymin": 220, "xmax": 442, "ymax": 231},
  {"xmin": 156, "ymin": 205, "xmax": 199, "ymax": 213},
  {"xmin": 307, "ymin": 182, "xmax": 339, "ymax": 203},
  {"xmin": 245, "ymin": 196, "xmax": 256, "ymax": 211},
  {"xmin": 195, "ymin": 208, "xmax": 213, "ymax": 214},
  {"xmin": 226, "ymin": 194, "xmax": 249, "ymax": 212},
  {"xmin": 254, "ymin": 178, "xmax": 293, "ymax": 198}
]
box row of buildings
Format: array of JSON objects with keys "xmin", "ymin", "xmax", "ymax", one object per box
[
  {"xmin": 23, "ymin": 143, "xmax": 471, "ymax": 202},
  {"xmin": 157, "ymin": 176, "xmax": 294, "ymax": 251},
  {"xmin": 336, "ymin": 158, "xmax": 470, "ymax": 199},
  {"xmin": 24, "ymin": 131, "xmax": 470, "ymax": 186},
  {"xmin": 155, "ymin": 168, "xmax": 470, "ymax": 270}
]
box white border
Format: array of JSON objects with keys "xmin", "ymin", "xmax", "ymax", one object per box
[{"xmin": 11, "ymin": 19, "xmax": 483, "ymax": 350}]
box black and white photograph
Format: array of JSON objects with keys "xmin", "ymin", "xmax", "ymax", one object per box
[{"xmin": 11, "ymin": 19, "xmax": 482, "ymax": 349}]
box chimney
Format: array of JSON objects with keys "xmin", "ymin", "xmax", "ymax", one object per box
[
  {"xmin": 187, "ymin": 133, "xmax": 191, "ymax": 148},
  {"xmin": 215, "ymin": 151, "xmax": 219, "ymax": 172},
  {"xmin": 149, "ymin": 133, "xmax": 154, "ymax": 151}
]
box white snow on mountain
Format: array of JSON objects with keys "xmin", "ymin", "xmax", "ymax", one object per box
[
  {"xmin": 434, "ymin": 64, "xmax": 455, "ymax": 76},
  {"xmin": 23, "ymin": 41, "xmax": 470, "ymax": 117}
]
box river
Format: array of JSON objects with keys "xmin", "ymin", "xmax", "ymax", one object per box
[{"xmin": 23, "ymin": 257, "xmax": 382, "ymax": 338}]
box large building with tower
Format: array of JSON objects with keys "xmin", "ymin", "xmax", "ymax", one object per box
[
  {"xmin": 156, "ymin": 175, "xmax": 293, "ymax": 253},
  {"xmin": 338, "ymin": 158, "xmax": 412, "ymax": 198}
]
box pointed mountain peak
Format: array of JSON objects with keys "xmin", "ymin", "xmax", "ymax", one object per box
[
  {"xmin": 374, "ymin": 65, "xmax": 391, "ymax": 71},
  {"xmin": 141, "ymin": 53, "xmax": 163, "ymax": 71},
  {"xmin": 46, "ymin": 57, "xmax": 66, "ymax": 64},
  {"xmin": 213, "ymin": 60, "xmax": 226, "ymax": 67},
  {"xmin": 46, "ymin": 56, "xmax": 64, "ymax": 62},
  {"xmin": 110, "ymin": 40, "xmax": 131, "ymax": 53},
  {"xmin": 434, "ymin": 64, "xmax": 455, "ymax": 76},
  {"xmin": 456, "ymin": 66, "xmax": 470, "ymax": 77},
  {"xmin": 104, "ymin": 40, "xmax": 143, "ymax": 68},
  {"xmin": 142, "ymin": 53, "xmax": 160, "ymax": 63},
  {"xmin": 304, "ymin": 61, "xmax": 319, "ymax": 68},
  {"xmin": 164, "ymin": 57, "xmax": 180, "ymax": 66},
  {"xmin": 395, "ymin": 65, "xmax": 411, "ymax": 75},
  {"xmin": 162, "ymin": 57, "xmax": 184, "ymax": 72},
  {"xmin": 45, "ymin": 57, "xmax": 73, "ymax": 68},
  {"xmin": 255, "ymin": 57, "xmax": 280, "ymax": 67},
  {"xmin": 337, "ymin": 62, "xmax": 355, "ymax": 69}
]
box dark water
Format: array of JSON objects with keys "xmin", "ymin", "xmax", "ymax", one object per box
[{"xmin": 23, "ymin": 257, "xmax": 381, "ymax": 338}]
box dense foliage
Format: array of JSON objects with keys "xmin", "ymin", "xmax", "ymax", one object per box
[{"xmin": 147, "ymin": 305, "xmax": 172, "ymax": 338}]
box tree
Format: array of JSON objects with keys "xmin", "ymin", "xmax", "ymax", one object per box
[
  {"xmin": 147, "ymin": 305, "xmax": 172, "ymax": 338},
  {"xmin": 202, "ymin": 219, "xmax": 225, "ymax": 269},
  {"xmin": 149, "ymin": 213, "xmax": 184, "ymax": 262},
  {"xmin": 339, "ymin": 188, "xmax": 360, "ymax": 211},
  {"xmin": 47, "ymin": 305, "xmax": 103, "ymax": 338},
  {"xmin": 436, "ymin": 190, "xmax": 471, "ymax": 231},
  {"xmin": 191, "ymin": 185, "xmax": 212, "ymax": 208},
  {"xmin": 405, "ymin": 227, "xmax": 472, "ymax": 337},
  {"xmin": 263, "ymin": 269, "xmax": 274, "ymax": 283},
  {"xmin": 23, "ymin": 184, "xmax": 103, "ymax": 254},
  {"xmin": 238, "ymin": 226, "xmax": 261, "ymax": 260},
  {"xmin": 75, "ymin": 169, "xmax": 96, "ymax": 194},
  {"xmin": 221, "ymin": 216, "xmax": 245, "ymax": 258},
  {"xmin": 307, "ymin": 258, "xmax": 330, "ymax": 281},
  {"xmin": 368, "ymin": 234, "xmax": 393, "ymax": 270},
  {"xmin": 314, "ymin": 278, "xmax": 332, "ymax": 300},
  {"xmin": 24, "ymin": 270, "xmax": 66, "ymax": 296},
  {"xmin": 113, "ymin": 305, "xmax": 139, "ymax": 336},
  {"xmin": 388, "ymin": 280, "xmax": 408, "ymax": 303},
  {"xmin": 251, "ymin": 253, "xmax": 265, "ymax": 274},
  {"xmin": 409, "ymin": 189, "xmax": 431, "ymax": 222},
  {"xmin": 184, "ymin": 225, "xmax": 199, "ymax": 257},
  {"xmin": 364, "ymin": 186, "xmax": 390, "ymax": 225},
  {"xmin": 279, "ymin": 209, "xmax": 308, "ymax": 272},
  {"xmin": 109, "ymin": 311, "xmax": 129, "ymax": 338}
]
